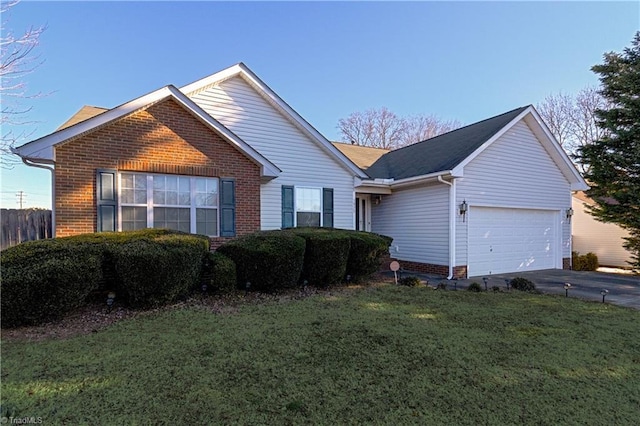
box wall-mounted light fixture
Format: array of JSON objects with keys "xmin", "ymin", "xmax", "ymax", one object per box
[
  {"xmin": 373, "ymin": 195, "xmax": 382, "ymax": 205},
  {"xmin": 566, "ymin": 207, "xmax": 574, "ymax": 220},
  {"xmin": 459, "ymin": 200, "xmax": 468, "ymax": 222}
]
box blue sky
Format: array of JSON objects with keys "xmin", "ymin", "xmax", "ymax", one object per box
[{"xmin": 1, "ymin": 1, "xmax": 638, "ymax": 209}]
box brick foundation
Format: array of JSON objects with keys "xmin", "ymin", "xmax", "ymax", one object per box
[
  {"xmin": 563, "ymin": 257, "xmax": 571, "ymax": 270},
  {"xmin": 379, "ymin": 256, "xmax": 468, "ymax": 279},
  {"xmin": 55, "ymin": 99, "xmax": 261, "ymax": 239}
]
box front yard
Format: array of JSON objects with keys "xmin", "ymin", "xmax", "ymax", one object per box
[{"xmin": 2, "ymin": 282, "xmax": 639, "ymax": 424}]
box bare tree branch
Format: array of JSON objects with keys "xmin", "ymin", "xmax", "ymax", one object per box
[
  {"xmin": 401, "ymin": 114, "xmax": 462, "ymax": 146},
  {"xmin": 1, "ymin": 0, "xmax": 46, "ymax": 167}
]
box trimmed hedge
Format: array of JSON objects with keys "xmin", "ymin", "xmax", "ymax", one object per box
[
  {"xmin": 510, "ymin": 277, "xmax": 537, "ymax": 292},
  {"xmin": 344, "ymin": 231, "xmax": 393, "ymax": 283},
  {"xmin": 292, "ymin": 228, "xmax": 351, "ymax": 287},
  {"xmin": 1, "ymin": 229, "xmax": 210, "ymax": 327},
  {"xmin": 217, "ymin": 230, "xmax": 306, "ymax": 292},
  {"xmin": 203, "ymin": 251, "xmax": 237, "ymax": 294},
  {"xmin": 1, "ymin": 239, "xmax": 103, "ymax": 328},
  {"xmin": 572, "ymin": 251, "xmax": 599, "ymax": 271},
  {"xmin": 112, "ymin": 233, "xmax": 209, "ymax": 308}
]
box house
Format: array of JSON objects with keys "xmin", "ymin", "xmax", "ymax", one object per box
[
  {"xmin": 572, "ymin": 192, "xmax": 632, "ymax": 268},
  {"xmin": 337, "ymin": 106, "xmax": 589, "ymax": 278},
  {"xmin": 13, "ymin": 63, "xmax": 588, "ymax": 277},
  {"xmin": 12, "ymin": 64, "xmax": 367, "ymax": 249}
]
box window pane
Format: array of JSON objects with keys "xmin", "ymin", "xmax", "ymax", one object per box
[
  {"xmin": 166, "ymin": 176, "xmax": 178, "ymax": 190},
  {"xmin": 195, "ymin": 178, "xmax": 218, "ymax": 207},
  {"xmin": 134, "ymin": 189, "xmax": 147, "ymax": 204},
  {"xmin": 121, "ymin": 189, "xmax": 134, "ymax": 204},
  {"xmin": 296, "ymin": 212, "xmax": 320, "ymax": 227},
  {"xmin": 296, "ymin": 188, "xmax": 321, "ymax": 212},
  {"xmin": 153, "ymin": 190, "xmax": 165, "ymax": 205},
  {"xmin": 122, "ymin": 207, "xmax": 147, "ymax": 230},
  {"xmin": 196, "ymin": 208, "xmax": 218, "ymax": 236},
  {"xmin": 154, "ymin": 207, "xmax": 190, "ymax": 232}
]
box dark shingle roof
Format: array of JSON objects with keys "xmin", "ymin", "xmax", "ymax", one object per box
[{"xmin": 366, "ymin": 106, "xmax": 529, "ymax": 180}]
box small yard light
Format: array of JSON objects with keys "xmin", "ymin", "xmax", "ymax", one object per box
[
  {"xmin": 504, "ymin": 279, "xmax": 511, "ymax": 290},
  {"xmin": 245, "ymin": 281, "xmax": 251, "ymax": 294},
  {"xmin": 564, "ymin": 283, "xmax": 571, "ymax": 298},
  {"xmin": 106, "ymin": 291, "xmax": 116, "ymax": 313},
  {"xmin": 201, "ymin": 282, "xmax": 208, "ymax": 295},
  {"xmin": 482, "ymin": 277, "xmax": 488, "ymax": 291},
  {"xmin": 459, "ymin": 200, "xmax": 468, "ymax": 222},
  {"xmin": 453, "ymin": 278, "xmax": 458, "ymax": 291},
  {"xmin": 302, "ymin": 279, "xmax": 308, "ymax": 291},
  {"xmin": 346, "ymin": 275, "xmax": 352, "ymax": 284},
  {"xmin": 601, "ymin": 289, "xmax": 609, "ymax": 303}
]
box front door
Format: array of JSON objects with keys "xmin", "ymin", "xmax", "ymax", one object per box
[{"xmin": 355, "ymin": 195, "xmax": 371, "ymax": 232}]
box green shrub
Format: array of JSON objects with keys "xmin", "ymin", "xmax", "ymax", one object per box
[
  {"xmin": 203, "ymin": 252, "xmax": 237, "ymax": 294},
  {"xmin": 344, "ymin": 230, "xmax": 393, "ymax": 283},
  {"xmin": 291, "ymin": 228, "xmax": 351, "ymax": 287},
  {"xmin": 1, "ymin": 239, "xmax": 103, "ymax": 328},
  {"xmin": 572, "ymin": 251, "xmax": 599, "ymax": 271},
  {"xmin": 510, "ymin": 277, "xmax": 537, "ymax": 292},
  {"xmin": 398, "ymin": 276, "xmax": 422, "ymax": 287},
  {"xmin": 467, "ymin": 282, "xmax": 483, "ymax": 292},
  {"xmin": 217, "ymin": 230, "xmax": 306, "ymax": 292},
  {"xmin": 112, "ymin": 233, "xmax": 209, "ymax": 308}
]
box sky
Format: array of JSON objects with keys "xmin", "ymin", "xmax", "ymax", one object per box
[{"xmin": 1, "ymin": 0, "xmax": 638, "ymax": 209}]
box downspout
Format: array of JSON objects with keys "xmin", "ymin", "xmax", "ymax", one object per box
[
  {"xmin": 20, "ymin": 157, "xmax": 56, "ymax": 237},
  {"xmin": 438, "ymin": 175, "xmax": 456, "ymax": 280}
]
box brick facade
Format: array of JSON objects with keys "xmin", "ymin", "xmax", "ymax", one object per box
[
  {"xmin": 55, "ymin": 98, "xmax": 261, "ymax": 246},
  {"xmin": 563, "ymin": 257, "xmax": 571, "ymax": 270}
]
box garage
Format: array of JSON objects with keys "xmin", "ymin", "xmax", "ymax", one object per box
[{"xmin": 468, "ymin": 207, "xmax": 560, "ymax": 277}]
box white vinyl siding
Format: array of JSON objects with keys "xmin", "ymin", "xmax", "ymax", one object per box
[
  {"xmin": 457, "ymin": 120, "xmax": 572, "ymax": 265},
  {"xmin": 189, "ymin": 77, "xmax": 355, "ymax": 230},
  {"xmin": 371, "ymin": 184, "xmax": 449, "ymax": 265},
  {"xmin": 572, "ymin": 197, "xmax": 633, "ymax": 267}
]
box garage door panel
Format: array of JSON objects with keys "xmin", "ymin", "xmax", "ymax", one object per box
[{"xmin": 468, "ymin": 207, "xmax": 559, "ymax": 276}]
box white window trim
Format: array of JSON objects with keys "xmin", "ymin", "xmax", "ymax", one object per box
[
  {"xmin": 118, "ymin": 172, "xmax": 220, "ymax": 236},
  {"xmin": 294, "ymin": 186, "xmax": 323, "ymax": 227}
]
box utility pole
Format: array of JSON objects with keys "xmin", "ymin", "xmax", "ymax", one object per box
[{"xmin": 16, "ymin": 191, "xmax": 26, "ymax": 209}]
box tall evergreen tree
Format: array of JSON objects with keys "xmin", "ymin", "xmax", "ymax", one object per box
[{"xmin": 578, "ymin": 32, "xmax": 640, "ymax": 269}]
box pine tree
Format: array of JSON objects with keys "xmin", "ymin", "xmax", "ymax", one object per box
[{"xmin": 579, "ymin": 32, "xmax": 640, "ymax": 269}]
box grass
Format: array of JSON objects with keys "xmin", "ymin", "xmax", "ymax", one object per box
[{"xmin": 2, "ymin": 284, "xmax": 639, "ymax": 425}]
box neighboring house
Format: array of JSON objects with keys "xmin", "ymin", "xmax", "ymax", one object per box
[
  {"xmin": 13, "ymin": 63, "xmax": 588, "ymax": 277},
  {"xmin": 572, "ymin": 192, "xmax": 632, "ymax": 268}
]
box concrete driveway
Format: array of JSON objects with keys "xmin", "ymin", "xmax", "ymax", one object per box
[{"xmin": 463, "ymin": 269, "xmax": 640, "ymax": 310}]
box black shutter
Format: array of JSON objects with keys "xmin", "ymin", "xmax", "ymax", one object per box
[
  {"xmin": 96, "ymin": 169, "xmax": 117, "ymax": 232},
  {"xmin": 322, "ymin": 188, "xmax": 334, "ymax": 228},
  {"xmin": 282, "ymin": 185, "xmax": 294, "ymax": 228},
  {"xmin": 220, "ymin": 178, "xmax": 236, "ymax": 237}
]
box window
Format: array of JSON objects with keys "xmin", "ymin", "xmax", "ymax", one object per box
[
  {"xmin": 119, "ymin": 172, "xmax": 219, "ymax": 236},
  {"xmin": 282, "ymin": 185, "xmax": 333, "ymax": 228}
]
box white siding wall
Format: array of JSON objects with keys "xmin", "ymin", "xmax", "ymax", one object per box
[
  {"xmin": 572, "ymin": 198, "xmax": 632, "ymax": 267},
  {"xmin": 189, "ymin": 77, "xmax": 355, "ymax": 230},
  {"xmin": 457, "ymin": 120, "xmax": 573, "ymax": 264},
  {"xmin": 372, "ymin": 183, "xmax": 449, "ymax": 265}
]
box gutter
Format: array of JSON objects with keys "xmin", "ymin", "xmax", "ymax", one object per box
[
  {"xmin": 438, "ymin": 175, "xmax": 456, "ymax": 280},
  {"xmin": 17, "ymin": 155, "xmax": 56, "ymax": 237}
]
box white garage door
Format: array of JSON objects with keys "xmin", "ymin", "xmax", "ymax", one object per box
[{"xmin": 468, "ymin": 207, "xmax": 559, "ymax": 277}]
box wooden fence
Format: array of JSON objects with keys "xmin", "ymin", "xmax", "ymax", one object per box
[{"xmin": 1, "ymin": 209, "xmax": 52, "ymax": 251}]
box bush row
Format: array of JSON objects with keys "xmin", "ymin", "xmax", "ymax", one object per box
[
  {"xmin": 572, "ymin": 251, "xmax": 599, "ymax": 271},
  {"xmin": 217, "ymin": 228, "xmax": 392, "ymax": 292},
  {"xmin": 1, "ymin": 229, "xmax": 210, "ymax": 328}
]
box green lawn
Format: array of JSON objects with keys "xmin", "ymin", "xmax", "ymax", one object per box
[{"xmin": 2, "ymin": 284, "xmax": 639, "ymax": 425}]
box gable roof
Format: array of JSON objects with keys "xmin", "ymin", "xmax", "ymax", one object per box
[
  {"xmin": 181, "ymin": 63, "xmax": 369, "ymax": 179},
  {"xmin": 331, "ymin": 142, "xmax": 389, "ymax": 170},
  {"xmin": 12, "ymin": 85, "xmax": 281, "ymax": 179},
  {"xmin": 363, "ymin": 105, "xmax": 588, "ymax": 191},
  {"xmin": 57, "ymin": 106, "xmax": 108, "ymax": 130},
  {"xmin": 366, "ymin": 106, "xmax": 528, "ymax": 180}
]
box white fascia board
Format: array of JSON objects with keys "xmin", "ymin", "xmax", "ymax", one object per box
[
  {"xmin": 12, "ymin": 87, "xmax": 176, "ymax": 161},
  {"xmin": 524, "ymin": 107, "xmax": 589, "ymax": 191},
  {"xmin": 390, "ymin": 171, "xmax": 453, "ymax": 190},
  {"xmin": 166, "ymin": 86, "xmax": 280, "ymax": 178},
  {"xmin": 181, "ymin": 63, "xmax": 368, "ymax": 179}
]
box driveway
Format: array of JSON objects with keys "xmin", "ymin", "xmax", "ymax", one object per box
[{"xmin": 392, "ymin": 269, "xmax": 640, "ymax": 310}]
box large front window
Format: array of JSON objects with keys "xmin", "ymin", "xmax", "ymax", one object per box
[{"xmin": 119, "ymin": 172, "xmax": 219, "ymax": 236}]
